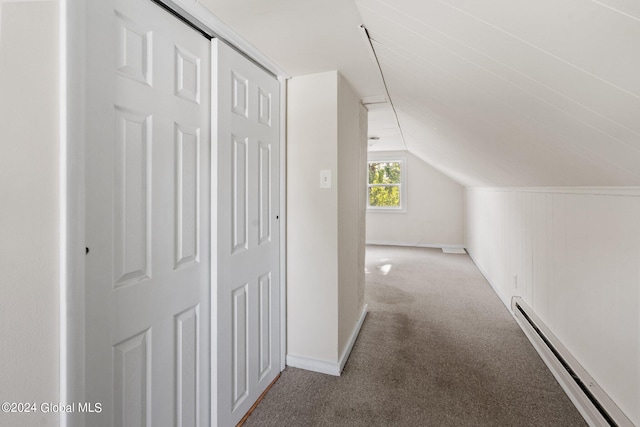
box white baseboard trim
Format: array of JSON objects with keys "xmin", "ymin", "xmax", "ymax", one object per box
[
  {"xmin": 338, "ymin": 304, "xmax": 368, "ymax": 374},
  {"xmin": 512, "ymin": 297, "xmax": 633, "ymax": 427},
  {"xmin": 442, "ymin": 247, "xmax": 466, "ymax": 254},
  {"xmin": 366, "ymin": 241, "xmax": 465, "ymax": 250},
  {"xmin": 466, "ymin": 247, "xmax": 634, "ymax": 426},
  {"xmin": 285, "ymin": 354, "xmax": 342, "ymax": 376},
  {"xmin": 286, "ymin": 304, "xmax": 368, "ymax": 377}
]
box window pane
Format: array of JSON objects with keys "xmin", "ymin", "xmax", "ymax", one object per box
[
  {"xmin": 368, "ymin": 162, "xmax": 401, "ymax": 184},
  {"xmin": 369, "ymin": 185, "xmax": 400, "ymax": 207}
]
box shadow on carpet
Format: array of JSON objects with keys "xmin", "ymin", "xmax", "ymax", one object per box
[{"xmin": 244, "ymin": 246, "xmax": 586, "ymax": 427}]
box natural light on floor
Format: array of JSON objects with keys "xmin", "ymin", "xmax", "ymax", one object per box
[{"xmin": 364, "ymin": 257, "xmax": 393, "ymax": 275}]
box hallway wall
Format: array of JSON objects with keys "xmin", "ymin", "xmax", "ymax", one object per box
[
  {"xmin": 465, "ymin": 187, "xmax": 640, "ymax": 425},
  {"xmin": 337, "ymin": 75, "xmax": 367, "ymax": 355},
  {"xmin": 0, "ymin": 2, "xmax": 60, "ymax": 427},
  {"xmin": 287, "ymin": 71, "xmax": 339, "ymax": 363},
  {"xmin": 287, "ymin": 71, "xmax": 367, "ymax": 373},
  {"xmin": 366, "ymin": 151, "xmax": 464, "ymax": 248}
]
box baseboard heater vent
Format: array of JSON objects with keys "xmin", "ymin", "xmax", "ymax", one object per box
[{"xmin": 511, "ymin": 297, "xmax": 633, "ymax": 427}]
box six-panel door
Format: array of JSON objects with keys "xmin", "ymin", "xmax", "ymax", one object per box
[
  {"xmin": 213, "ymin": 39, "xmax": 281, "ymax": 427},
  {"xmin": 85, "ymin": 0, "xmax": 211, "ymax": 425}
]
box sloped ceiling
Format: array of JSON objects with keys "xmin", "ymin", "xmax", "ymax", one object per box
[
  {"xmin": 198, "ymin": 0, "xmax": 382, "ymax": 97},
  {"xmin": 199, "ymin": 0, "xmax": 640, "ymax": 187},
  {"xmin": 366, "ymin": 103, "xmax": 405, "ymax": 151}
]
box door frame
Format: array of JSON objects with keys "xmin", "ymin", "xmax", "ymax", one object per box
[{"xmin": 61, "ymin": 1, "xmax": 289, "ymax": 425}]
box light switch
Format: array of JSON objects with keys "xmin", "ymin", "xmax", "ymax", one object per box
[{"xmin": 320, "ymin": 170, "xmax": 331, "ymax": 189}]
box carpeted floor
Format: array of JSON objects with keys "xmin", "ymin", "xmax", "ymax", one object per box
[{"xmin": 244, "ymin": 245, "xmax": 586, "ymax": 426}]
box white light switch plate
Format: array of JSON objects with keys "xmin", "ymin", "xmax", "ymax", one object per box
[{"xmin": 320, "ymin": 170, "xmax": 331, "ymax": 188}]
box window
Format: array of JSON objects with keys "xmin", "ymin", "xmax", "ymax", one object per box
[{"xmin": 367, "ymin": 158, "xmax": 406, "ymax": 212}]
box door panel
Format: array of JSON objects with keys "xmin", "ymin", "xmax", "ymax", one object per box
[
  {"xmin": 231, "ymin": 284, "xmax": 249, "ymax": 408},
  {"xmin": 232, "ymin": 135, "xmax": 249, "ymax": 254},
  {"xmin": 176, "ymin": 306, "xmax": 199, "ymax": 427},
  {"xmin": 85, "ymin": 0, "xmax": 210, "ymax": 425},
  {"xmin": 214, "ymin": 39, "xmax": 281, "ymax": 427},
  {"xmin": 258, "ymin": 142, "xmax": 272, "ymax": 245},
  {"xmin": 113, "ymin": 329, "xmax": 152, "ymax": 427},
  {"xmin": 258, "ymin": 273, "xmax": 272, "ymax": 379}
]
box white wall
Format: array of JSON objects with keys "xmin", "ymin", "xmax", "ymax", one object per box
[
  {"xmin": 466, "ymin": 187, "xmax": 640, "ymax": 425},
  {"xmin": 337, "ymin": 74, "xmax": 367, "ymax": 355},
  {"xmin": 0, "ymin": 2, "xmax": 60, "ymax": 426},
  {"xmin": 287, "ymin": 71, "xmax": 339, "ymax": 362},
  {"xmin": 367, "ymin": 151, "xmax": 464, "ymax": 247},
  {"xmin": 287, "ymin": 71, "xmax": 366, "ymax": 371}
]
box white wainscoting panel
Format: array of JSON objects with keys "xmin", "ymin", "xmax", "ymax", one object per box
[{"xmin": 465, "ymin": 188, "xmax": 640, "ymax": 426}]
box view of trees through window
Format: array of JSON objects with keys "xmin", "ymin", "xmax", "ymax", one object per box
[{"xmin": 368, "ymin": 161, "xmax": 402, "ymax": 208}]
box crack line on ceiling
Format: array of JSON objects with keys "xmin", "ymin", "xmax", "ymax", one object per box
[
  {"xmin": 359, "ymin": 1, "xmax": 640, "ymax": 142},
  {"xmin": 591, "ymin": 0, "xmax": 640, "ymax": 22},
  {"xmin": 358, "ymin": 24, "xmax": 408, "ymax": 152},
  {"xmin": 432, "ymin": 0, "xmax": 640, "ymax": 100},
  {"xmin": 370, "ymin": 32, "xmax": 640, "ymax": 165}
]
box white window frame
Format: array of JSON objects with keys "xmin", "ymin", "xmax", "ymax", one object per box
[{"xmin": 367, "ymin": 156, "xmax": 407, "ymax": 213}]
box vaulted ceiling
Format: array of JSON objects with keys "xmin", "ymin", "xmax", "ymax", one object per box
[{"xmin": 199, "ymin": 0, "xmax": 640, "ymax": 187}]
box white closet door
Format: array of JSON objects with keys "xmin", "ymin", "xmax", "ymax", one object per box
[
  {"xmin": 84, "ymin": 0, "xmax": 211, "ymax": 425},
  {"xmin": 213, "ymin": 39, "xmax": 281, "ymax": 427}
]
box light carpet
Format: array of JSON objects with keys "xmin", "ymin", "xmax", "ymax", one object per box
[{"xmin": 244, "ymin": 245, "xmax": 586, "ymax": 426}]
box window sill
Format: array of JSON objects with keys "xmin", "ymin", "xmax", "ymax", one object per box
[{"xmin": 367, "ymin": 208, "xmax": 407, "ymax": 214}]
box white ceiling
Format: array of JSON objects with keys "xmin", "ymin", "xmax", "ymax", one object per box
[
  {"xmin": 199, "ymin": 0, "xmax": 640, "ymax": 187},
  {"xmin": 366, "ymin": 103, "xmax": 405, "ymax": 152},
  {"xmin": 198, "ymin": 0, "xmax": 383, "ymax": 98}
]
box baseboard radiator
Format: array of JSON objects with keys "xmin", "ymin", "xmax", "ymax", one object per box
[{"xmin": 511, "ymin": 297, "xmax": 633, "ymax": 427}]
